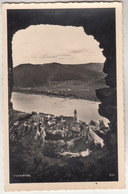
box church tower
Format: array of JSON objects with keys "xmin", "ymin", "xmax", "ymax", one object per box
[{"xmin": 73, "ymin": 109, "xmax": 77, "ymax": 123}]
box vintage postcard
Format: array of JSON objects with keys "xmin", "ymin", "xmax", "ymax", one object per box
[{"xmin": 2, "ymin": 2, "xmax": 124, "ymax": 191}]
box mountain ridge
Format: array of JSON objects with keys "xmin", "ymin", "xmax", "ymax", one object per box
[{"xmin": 13, "ymin": 62, "xmax": 106, "ymax": 87}]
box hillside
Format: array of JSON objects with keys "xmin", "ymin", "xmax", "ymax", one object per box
[
  {"xmin": 13, "ymin": 62, "xmax": 107, "ymax": 101},
  {"xmin": 13, "ymin": 62, "xmax": 105, "ymax": 87}
]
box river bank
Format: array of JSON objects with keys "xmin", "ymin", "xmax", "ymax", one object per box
[{"xmin": 13, "ymin": 85, "xmax": 100, "ymax": 102}]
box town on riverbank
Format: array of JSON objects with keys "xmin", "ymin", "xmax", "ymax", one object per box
[
  {"xmin": 10, "ymin": 109, "xmax": 109, "ymax": 151},
  {"xmin": 9, "ymin": 109, "xmax": 115, "ymax": 183}
]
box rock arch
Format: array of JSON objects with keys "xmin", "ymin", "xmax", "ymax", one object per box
[{"xmin": 7, "ymin": 8, "xmax": 117, "ymax": 146}]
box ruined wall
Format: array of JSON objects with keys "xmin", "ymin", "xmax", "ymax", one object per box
[{"xmin": 7, "ymin": 8, "xmax": 117, "ymax": 146}]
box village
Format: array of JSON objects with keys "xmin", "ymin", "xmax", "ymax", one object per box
[{"xmin": 11, "ymin": 109, "xmax": 109, "ymax": 148}]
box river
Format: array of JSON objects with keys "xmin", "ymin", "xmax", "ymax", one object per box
[{"xmin": 11, "ymin": 92, "xmax": 109, "ymax": 126}]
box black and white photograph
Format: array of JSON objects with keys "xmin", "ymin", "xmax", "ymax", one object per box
[{"xmin": 2, "ymin": 2, "xmax": 124, "ymax": 191}]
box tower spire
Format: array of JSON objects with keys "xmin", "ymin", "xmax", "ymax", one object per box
[{"xmin": 73, "ymin": 109, "xmax": 77, "ymax": 123}]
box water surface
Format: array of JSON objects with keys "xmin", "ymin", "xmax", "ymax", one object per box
[{"xmin": 12, "ymin": 92, "xmax": 109, "ymax": 126}]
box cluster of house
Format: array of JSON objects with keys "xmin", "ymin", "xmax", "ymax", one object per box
[
  {"xmin": 12, "ymin": 109, "xmax": 107, "ymax": 141},
  {"xmin": 28, "ymin": 110, "xmax": 83, "ymax": 139},
  {"xmin": 31, "ymin": 110, "xmax": 106, "ymax": 140}
]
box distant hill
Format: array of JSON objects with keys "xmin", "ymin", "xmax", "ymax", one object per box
[{"xmin": 13, "ymin": 62, "xmax": 106, "ymax": 87}]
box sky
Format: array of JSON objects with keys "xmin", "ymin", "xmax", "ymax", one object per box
[{"xmin": 12, "ymin": 25, "xmax": 105, "ymax": 67}]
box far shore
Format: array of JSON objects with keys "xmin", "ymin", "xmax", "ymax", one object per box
[{"xmin": 13, "ymin": 87, "xmax": 100, "ymax": 102}]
